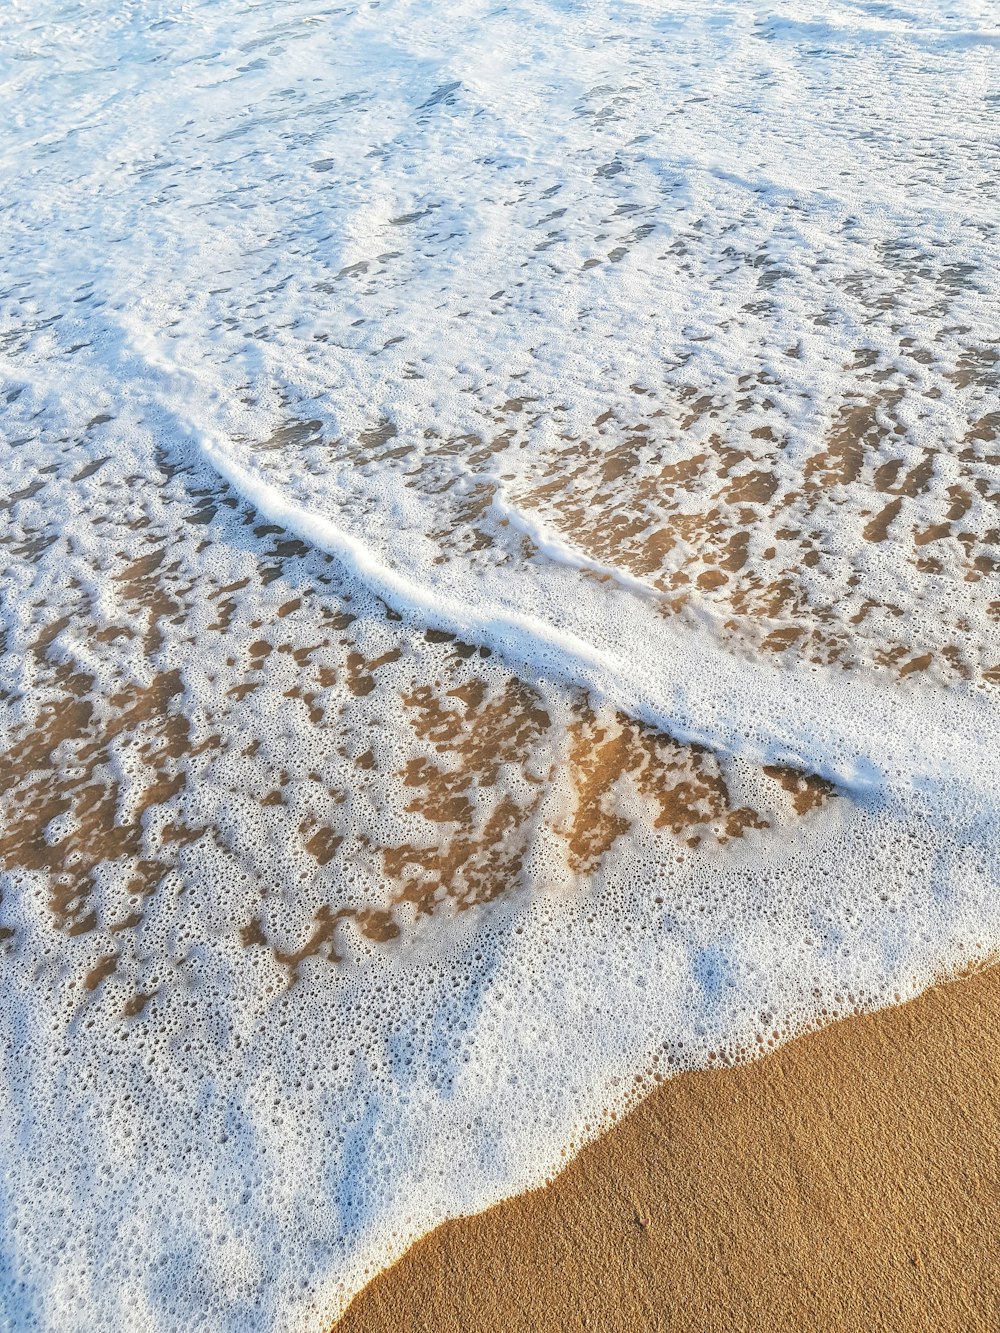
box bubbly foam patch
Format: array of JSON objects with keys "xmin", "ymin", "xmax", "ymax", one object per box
[{"xmin": 1, "ymin": 0, "xmax": 998, "ymax": 1329}]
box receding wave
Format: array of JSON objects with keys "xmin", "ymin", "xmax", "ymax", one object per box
[{"xmin": 1, "ymin": 0, "xmax": 998, "ymax": 1329}]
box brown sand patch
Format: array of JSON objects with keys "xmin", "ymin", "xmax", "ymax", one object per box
[{"xmin": 339, "ymin": 963, "xmax": 1000, "ymax": 1333}]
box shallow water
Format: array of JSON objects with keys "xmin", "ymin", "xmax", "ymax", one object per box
[{"xmin": 1, "ymin": 0, "xmax": 998, "ymax": 1328}]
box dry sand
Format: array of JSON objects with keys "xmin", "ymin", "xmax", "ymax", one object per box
[{"xmin": 339, "ymin": 963, "xmax": 1000, "ymax": 1332}]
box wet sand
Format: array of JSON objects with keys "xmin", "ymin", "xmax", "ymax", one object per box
[{"xmin": 339, "ymin": 962, "xmax": 1000, "ymax": 1332}]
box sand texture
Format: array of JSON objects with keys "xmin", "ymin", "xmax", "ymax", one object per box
[{"xmin": 340, "ymin": 964, "xmax": 1000, "ymax": 1332}]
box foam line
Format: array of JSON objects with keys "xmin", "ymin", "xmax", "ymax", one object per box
[{"xmin": 187, "ymin": 410, "xmax": 995, "ymax": 807}]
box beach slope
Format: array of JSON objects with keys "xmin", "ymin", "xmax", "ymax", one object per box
[{"xmin": 341, "ymin": 964, "xmax": 1000, "ymax": 1332}]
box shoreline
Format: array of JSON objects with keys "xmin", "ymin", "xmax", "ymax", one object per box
[{"xmin": 340, "ymin": 962, "xmax": 1000, "ymax": 1332}]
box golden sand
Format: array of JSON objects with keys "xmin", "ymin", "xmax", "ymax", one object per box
[{"xmin": 340, "ymin": 963, "xmax": 1000, "ymax": 1332}]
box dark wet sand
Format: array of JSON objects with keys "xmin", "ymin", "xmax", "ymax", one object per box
[{"xmin": 339, "ymin": 962, "xmax": 1000, "ymax": 1332}]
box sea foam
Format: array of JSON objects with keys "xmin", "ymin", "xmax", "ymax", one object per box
[{"xmin": 0, "ymin": 0, "xmax": 998, "ymax": 1328}]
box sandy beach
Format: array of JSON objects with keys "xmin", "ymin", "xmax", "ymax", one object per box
[
  {"xmin": 3, "ymin": 2, "xmax": 998, "ymax": 1327},
  {"xmin": 341, "ymin": 961, "xmax": 1000, "ymax": 1332}
]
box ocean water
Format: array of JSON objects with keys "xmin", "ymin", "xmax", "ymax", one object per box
[{"xmin": 1, "ymin": 0, "xmax": 998, "ymax": 1326}]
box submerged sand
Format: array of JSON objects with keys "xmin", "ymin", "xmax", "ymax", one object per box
[{"xmin": 340, "ymin": 963, "xmax": 1000, "ymax": 1332}]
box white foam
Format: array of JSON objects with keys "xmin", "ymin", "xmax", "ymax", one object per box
[
  {"xmin": 1, "ymin": 0, "xmax": 999, "ymax": 1328},
  {"xmin": 190, "ymin": 398, "xmax": 995, "ymax": 804}
]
